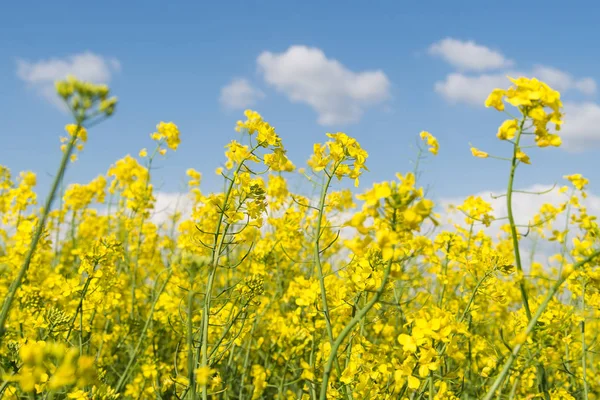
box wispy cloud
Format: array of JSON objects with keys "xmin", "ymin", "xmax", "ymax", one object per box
[
  {"xmin": 429, "ymin": 38, "xmax": 513, "ymax": 72},
  {"xmin": 219, "ymin": 78, "xmax": 265, "ymax": 110},
  {"xmin": 16, "ymin": 51, "xmax": 121, "ymax": 110},
  {"xmin": 257, "ymin": 45, "xmax": 391, "ymax": 126}
]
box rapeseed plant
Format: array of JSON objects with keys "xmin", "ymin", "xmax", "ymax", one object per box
[{"xmin": 0, "ymin": 75, "xmax": 599, "ymax": 400}]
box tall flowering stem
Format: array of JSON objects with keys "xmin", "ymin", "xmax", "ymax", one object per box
[
  {"xmin": 319, "ymin": 258, "xmax": 392, "ymax": 400},
  {"xmin": 506, "ymin": 116, "xmax": 533, "ymax": 319},
  {"xmin": 479, "ymin": 77, "xmax": 575, "ymax": 399},
  {"xmin": 0, "ymin": 77, "xmax": 116, "ymax": 345},
  {"xmin": 505, "ymin": 116, "xmax": 552, "ymax": 399},
  {"xmin": 198, "ymin": 155, "xmax": 250, "ymax": 400},
  {"xmin": 482, "ymin": 250, "xmax": 600, "ymax": 400},
  {"xmin": 313, "ymin": 162, "xmax": 339, "ymax": 346},
  {"xmin": 196, "ymin": 110, "xmax": 293, "ymax": 399},
  {"xmin": 0, "ymin": 130, "xmax": 79, "ymax": 344}
]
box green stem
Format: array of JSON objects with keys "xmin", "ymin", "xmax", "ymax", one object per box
[
  {"xmin": 506, "ymin": 117, "xmax": 532, "ymax": 320},
  {"xmin": 581, "ymin": 282, "xmax": 589, "ymax": 400},
  {"xmin": 187, "ymin": 285, "xmax": 196, "ymax": 399},
  {"xmin": 314, "ymin": 168, "xmax": 337, "ymax": 345},
  {"xmin": 417, "ymin": 270, "xmax": 493, "ymax": 398},
  {"xmin": 114, "ymin": 268, "xmax": 173, "ymax": 393},
  {"xmin": 429, "ymin": 370, "xmax": 434, "ymax": 400},
  {"xmin": 65, "ymin": 273, "xmax": 94, "ymax": 341},
  {"xmin": 0, "ymin": 380, "xmax": 10, "ymax": 397},
  {"xmin": 0, "ymin": 126, "xmax": 81, "ymax": 345},
  {"xmin": 238, "ymin": 321, "xmax": 257, "ymax": 399},
  {"xmin": 507, "ymin": 377, "xmax": 520, "ymax": 400},
  {"xmin": 318, "ymin": 258, "xmax": 392, "ymax": 400},
  {"xmin": 506, "ymin": 116, "xmax": 550, "ymax": 400},
  {"xmin": 438, "ymin": 242, "xmax": 452, "ymax": 307},
  {"xmin": 312, "ymin": 163, "xmax": 349, "ymax": 398},
  {"xmin": 130, "ymin": 148, "xmax": 158, "ymax": 321},
  {"xmin": 198, "ymin": 150, "xmax": 257, "ymax": 400},
  {"xmin": 482, "ymin": 251, "xmax": 600, "ymax": 400}
]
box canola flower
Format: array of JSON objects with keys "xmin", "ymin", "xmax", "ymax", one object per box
[{"xmin": 0, "ymin": 76, "xmax": 599, "ymax": 400}]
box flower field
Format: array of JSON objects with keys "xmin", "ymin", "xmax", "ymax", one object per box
[{"xmin": 1, "ymin": 75, "xmax": 600, "ymax": 400}]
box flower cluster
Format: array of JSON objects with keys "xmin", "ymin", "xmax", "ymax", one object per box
[
  {"xmin": 151, "ymin": 121, "xmax": 181, "ymax": 153},
  {"xmin": 308, "ymin": 132, "xmax": 369, "ymax": 186},
  {"xmin": 473, "ymin": 77, "xmax": 565, "ymax": 165},
  {"xmin": 55, "ymin": 75, "xmax": 117, "ymax": 117}
]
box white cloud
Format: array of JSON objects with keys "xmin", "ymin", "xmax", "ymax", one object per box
[
  {"xmin": 429, "ymin": 38, "xmax": 513, "ymax": 72},
  {"xmin": 16, "ymin": 51, "xmax": 121, "ymax": 109},
  {"xmin": 561, "ymin": 102, "xmax": 600, "ymax": 150},
  {"xmin": 434, "ymin": 72, "xmax": 511, "ymax": 106},
  {"xmin": 257, "ymin": 45, "xmax": 390, "ymax": 125},
  {"xmin": 219, "ymin": 78, "xmax": 265, "ymax": 110}
]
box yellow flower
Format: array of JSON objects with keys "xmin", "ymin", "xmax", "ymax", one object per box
[
  {"xmin": 397, "ymin": 334, "xmax": 417, "ymax": 353},
  {"xmin": 65, "ymin": 124, "xmax": 88, "ymax": 142},
  {"xmin": 497, "ymin": 119, "xmax": 518, "ymax": 140},
  {"xmin": 250, "ymin": 365, "xmax": 268, "ymax": 399},
  {"xmin": 516, "ymin": 150, "xmax": 531, "ymax": 164},
  {"xmin": 514, "ymin": 331, "xmax": 528, "ymax": 345},
  {"xmin": 152, "ymin": 121, "xmax": 181, "ymax": 151},
  {"xmin": 536, "ymin": 133, "xmax": 562, "ymax": 147},
  {"xmin": 186, "ymin": 168, "xmax": 202, "ymax": 187},
  {"xmin": 299, "ymin": 361, "xmax": 314, "ymax": 381},
  {"xmin": 195, "ymin": 366, "xmax": 216, "ymax": 386},
  {"xmin": 67, "ymin": 390, "xmax": 87, "ymax": 399},
  {"xmin": 485, "ymin": 88, "xmax": 505, "ymax": 111},
  {"xmin": 256, "ymin": 124, "xmax": 280, "ymax": 147},
  {"xmin": 408, "ymin": 375, "xmax": 420, "ymax": 389},
  {"xmin": 236, "ymin": 109, "xmax": 264, "ymax": 134},
  {"xmin": 470, "ymin": 147, "xmax": 489, "ymax": 158},
  {"xmin": 419, "ymin": 131, "xmax": 439, "ymax": 155},
  {"xmin": 340, "ymin": 362, "xmax": 358, "ymax": 384},
  {"xmin": 528, "ymin": 105, "xmax": 546, "ymax": 121},
  {"xmin": 55, "ymin": 76, "xmax": 117, "ymax": 115},
  {"xmin": 564, "ymin": 174, "xmax": 589, "ymax": 190}
]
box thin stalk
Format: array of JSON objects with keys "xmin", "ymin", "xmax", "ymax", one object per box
[
  {"xmin": 198, "ymin": 149, "xmax": 257, "ymax": 400},
  {"xmin": 429, "ymin": 371, "xmax": 434, "ymax": 400},
  {"xmin": 506, "ymin": 116, "xmax": 532, "ymax": 320},
  {"xmin": 581, "ymin": 282, "xmax": 589, "ymax": 399},
  {"xmin": 506, "ymin": 116, "xmax": 549, "ymax": 400},
  {"xmin": 238, "ymin": 321, "xmax": 257, "ymax": 400},
  {"xmin": 319, "ymin": 257, "xmax": 392, "ymax": 400},
  {"xmin": 0, "ymin": 125, "xmax": 81, "ymax": 345},
  {"xmin": 312, "ymin": 162, "xmax": 349, "ymax": 398},
  {"xmin": 114, "ymin": 268, "xmax": 173, "ymax": 393},
  {"xmin": 187, "ymin": 286, "xmax": 196, "ymax": 399},
  {"xmin": 313, "ymin": 165, "xmax": 338, "ymax": 344},
  {"xmin": 438, "ymin": 242, "xmax": 452, "ymax": 307},
  {"xmin": 130, "ymin": 145, "xmax": 159, "ymax": 320},
  {"xmin": 65, "ymin": 274, "xmax": 94, "ymax": 341},
  {"xmin": 482, "ymin": 250, "xmax": 600, "ymax": 400},
  {"xmin": 416, "ymin": 270, "xmax": 493, "ymax": 398},
  {"xmin": 507, "ymin": 377, "xmax": 520, "ymax": 400}
]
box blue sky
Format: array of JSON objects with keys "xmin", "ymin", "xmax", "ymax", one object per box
[{"xmin": 2, "ymin": 0, "xmax": 600, "ymax": 205}]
